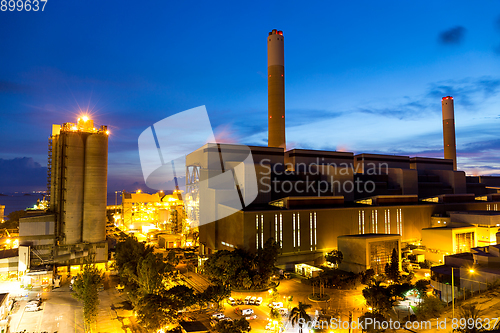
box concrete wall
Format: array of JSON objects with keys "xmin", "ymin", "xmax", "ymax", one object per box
[{"xmin": 338, "ymin": 237, "xmax": 367, "ymax": 273}]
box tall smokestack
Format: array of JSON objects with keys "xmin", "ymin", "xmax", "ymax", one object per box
[
  {"xmin": 268, "ymin": 29, "xmax": 286, "ymax": 149},
  {"xmin": 442, "ymin": 96, "xmax": 457, "ymax": 170}
]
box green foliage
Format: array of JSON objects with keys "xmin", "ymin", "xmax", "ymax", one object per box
[
  {"xmin": 270, "ymin": 307, "xmax": 282, "ymax": 321},
  {"xmin": 325, "ymin": 250, "xmax": 343, "ymax": 268},
  {"xmin": 414, "ymin": 295, "xmax": 444, "ymax": 320},
  {"xmin": 387, "ymin": 282, "xmax": 413, "ymax": 299},
  {"xmin": 359, "ymin": 311, "xmax": 387, "ymax": 333},
  {"xmin": 201, "ymin": 284, "xmax": 230, "ymax": 309},
  {"xmin": 115, "ymin": 235, "xmax": 154, "ymax": 288},
  {"xmin": 415, "ymin": 279, "xmax": 430, "ymax": 297},
  {"xmin": 136, "ymin": 252, "xmax": 171, "ymax": 295},
  {"xmin": 399, "ymin": 271, "xmax": 414, "ymax": 284},
  {"xmin": 362, "ymin": 281, "xmax": 396, "ymax": 314},
  {"xmin": 203, "ymin": 238, "xmax": 279, "ymax": 290},
  {"xmin": 384, "ymin": 248, "xmax": 401, "ymax": 283},
  {"xmin": 115, "ymin": 235, "xmax": 198, "ymax": 331},
  {"xmin": 314, "ymin": 268, "xmax": 362, "ymax": 289},
  {"xmin": 420, "ymin": 260, "xmax": 431, "ymax": 269},
  {"xmin": 453, "ymin": 303, "xmax": 482, "ymax": 333},
  {"xmin": 72, "ymin": 261, "xmax": 103, "ymax": 330},
  {"xmin": 289, "ymin": 302, "xmax": 312, "ymax": 332},
  {"xmin": 6, "ymin": 209, "xmax": 26, "ymax": 223},
  {"xmin": 361, "ymin": 269, "xmax": 376, "ymax": 285},
  {"xmin": 215, "ymin": 318, "xmax": 251, "ymax": 333}
]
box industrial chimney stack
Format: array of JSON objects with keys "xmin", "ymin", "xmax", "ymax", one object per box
[
  {"xmin": 442, "ymin": 96, "xmax": 457, "ymax": 170},
  {"xmin": 268, "ymin": 29, "xmax": 286, "ymax": 149}
]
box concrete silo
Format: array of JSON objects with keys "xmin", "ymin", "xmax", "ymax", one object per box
[
  {"xmin": 82, "ymin": 131, "xmax": 108, "ymax": 243},
  {"xmin": 48, "ymin": 117, "xmax": 108, "ymax": 247}
]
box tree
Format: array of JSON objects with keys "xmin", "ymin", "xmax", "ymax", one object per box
[
  {"xmin": 201, "ymin": 284, "xmax": 230, "ymax": 309},
  {"xmin": 325, "ymin": 250, "xmax": 343, "ymax": 268},
  {"xmin": 115, "ymin": 235, "xmax": 154, "ymax": 288},
  {"xmin": 384, "ymin": 248, "xmax": 400, "ymax": 283},
  {"xmin": 135, "ymin": 285, "xmax": 197, "ymax": 331},
  {"xmin": 136, "ymin": 252, "xmax": 170, "ymax": 295},
  {"xmin": 414, "ymin": 295, "xmax": 444, "ymax": 320},
  {"xmin": 72, "ymin": 261, "xmax": 103, "ymax": 332},
  {"xmin": 415, "ymin": 279, "xmax": 430, "ymax": 298},
  {"xmin": 289, "ymin": 302, "xmax": 312, "ymax": 333},
  {"xmin": 453, "ymin": 303, "xmax": 482, "ymax": 333},
  {"xmin": 362, "ymin": 281, "xmax": 395, "ymax": 314},
  {"xmin": 359, "ymin": 311, "xmax": 387, "ymax": 333},
  {"xmin": 362, "ymin": 269, "xmax": 376, "ymax": 285},
  {"xmin": 215, "ymin": 318, "xmax": 250, "ymax": 333}
]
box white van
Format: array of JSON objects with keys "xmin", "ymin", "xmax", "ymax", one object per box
[
  {"xmin": 244, "ymin": 296, "xmax": 251, "ymax": 304},
  {"xmin": 241, "ymin": 308, "xmax": 254, "ymax": 316},
  {"xmin": 228, "ymin": 297, "xmax": 236, "ymax": 306},
  {"xmin": 250, "ymin": 296, "xmax": 256, "ymax": 305},
  {"xmin": 255, "ymin": 297, "xmax": 263, "ymax": 305}
]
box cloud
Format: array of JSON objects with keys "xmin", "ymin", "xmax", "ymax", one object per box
[
  {"xmin": 0, "ymin": 158, "xmax": 46, "ymax": 192},
  {"xmin": 438, "ymin": 26, "xmax": 466, "ymax": 45}
]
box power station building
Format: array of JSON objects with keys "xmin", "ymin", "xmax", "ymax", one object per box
[
  {"xmin": 18, "ymin": 116, "xmax": 109, "ymax": 275},
  {"xmin": 191, "ymin": 30, "xmax": 500, "ymax": 270}
]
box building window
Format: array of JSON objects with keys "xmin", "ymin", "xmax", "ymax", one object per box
[
  {"xmin": 297, "ymin": 213, "xmax": 301, "ymax": 249},
  {"xmin": 310, "ymin": 213, "xmax": 313, "ymax": 251},
  {"xmin": 275, "ymin": 214, "xmax": 278, "ymax": 243},
  {"xmin": 487, "ymin": 204, "xmax": 491, "ymax": 211},
  {"xmin": 396, "ymin": 208, "xmax": 403, "ymax": 235},
  {"xmin": 293, "ymin": 213, "xmax": 296, "ymax": 249},
  {"xmin": 314, "ymin": 212, "xmax": 317, "ymax": 250},
  {"xmin": 261, "ymin": 214, "xmax": 264, "ymax": 247},
  {"xmin": 384, "ymin": 209, "xmax": 391, "ymax": 234},
  {"xmin": 371, "ymin": 210, "xmax": 378, "ymax": 233},
  {"xmin": 279, "ymin": 213, "xmax": 283, "ymax": 248},
  {"xmin": 359, "ymin": 210, "xmax": 365, "ymax": 234},
  {"xmin": 256, "ymin": 215, "xmax": 259, "ymax": 249},
  {"xmin": 495, "ymin": 204, "xmax": 498, "ymax": 211}
]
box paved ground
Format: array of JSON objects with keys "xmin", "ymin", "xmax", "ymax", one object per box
[
  {"xmin": 6, "ymin": 274, "xmax": 141, "ymax": 333},
  {"xmin": 8, "ymin": 279, "xmax": 84, "ymax": 333}
]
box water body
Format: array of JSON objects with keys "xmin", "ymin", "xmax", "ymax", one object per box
[{"xmin": 0, "ymin": 193, "xmax": 45, "ymax": 215}]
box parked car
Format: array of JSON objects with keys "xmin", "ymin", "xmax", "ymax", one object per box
[
  {"xmin": 244, "ymin": 296, "xmax": 251, "ymax": 304},
  {"xmin": 212, "ymin": 313, "xmax": 225, "ymax": 320},
  {"xmin": 25, "ymin": 299, "xmax": 41, "ymax": 312},
  {"xmin": 284, "ymin": 272, "xmax": 291, "ymax": 279},
  {"xmin": 228, "ymin": 297, "xmax": 236, "ymax": 306},
  {"xmin": 269, "ymin": 302, "xmax": 283, "ymax": 309},
  {"xmin": 278, "ymin": 308, "xmax": 288, "ymax": 317},
  {"xmin": 246, "ymin": 314, "xmax": 257, "ymax": 320},
  {"xmin": 255, "ymin": 297, "xmax": 263, "ymax": 306},
  {"xmin": 249, "ymin": 296, "xmax": 256, "ymax": 305},
  {"xmin": 241, "ymin": 308, "xmax": 254, "ymax": 316},
  {"xmin": 237, "ymin": 298, "xmax": 244, "ymax": 305}
]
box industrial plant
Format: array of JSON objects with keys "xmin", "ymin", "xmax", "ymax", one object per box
[
  {"xmin": 2, "ymin": 27, "xmax": 500, "ymax": 333},
  {"xmin": 187, "ymin": 30, "xmax": 500, "ymax": 291}
]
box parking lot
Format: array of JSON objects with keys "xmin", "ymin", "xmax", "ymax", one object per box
[{"xmin": 8, "ymin": 284, "xmax": 84, "ymax": 333}]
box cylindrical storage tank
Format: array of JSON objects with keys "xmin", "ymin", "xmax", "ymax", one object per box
[
  {"xmin": 62, "ymin": 132, "xmax": 85, "ymax": 245},
  {"xmin": 82, "ymin": 132, "xmax": 108, "ymax": 243}
]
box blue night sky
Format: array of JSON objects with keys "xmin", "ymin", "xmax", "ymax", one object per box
[{"xmin": 1, "ymin": 0, "xmax": 500, "ymax": 192}]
